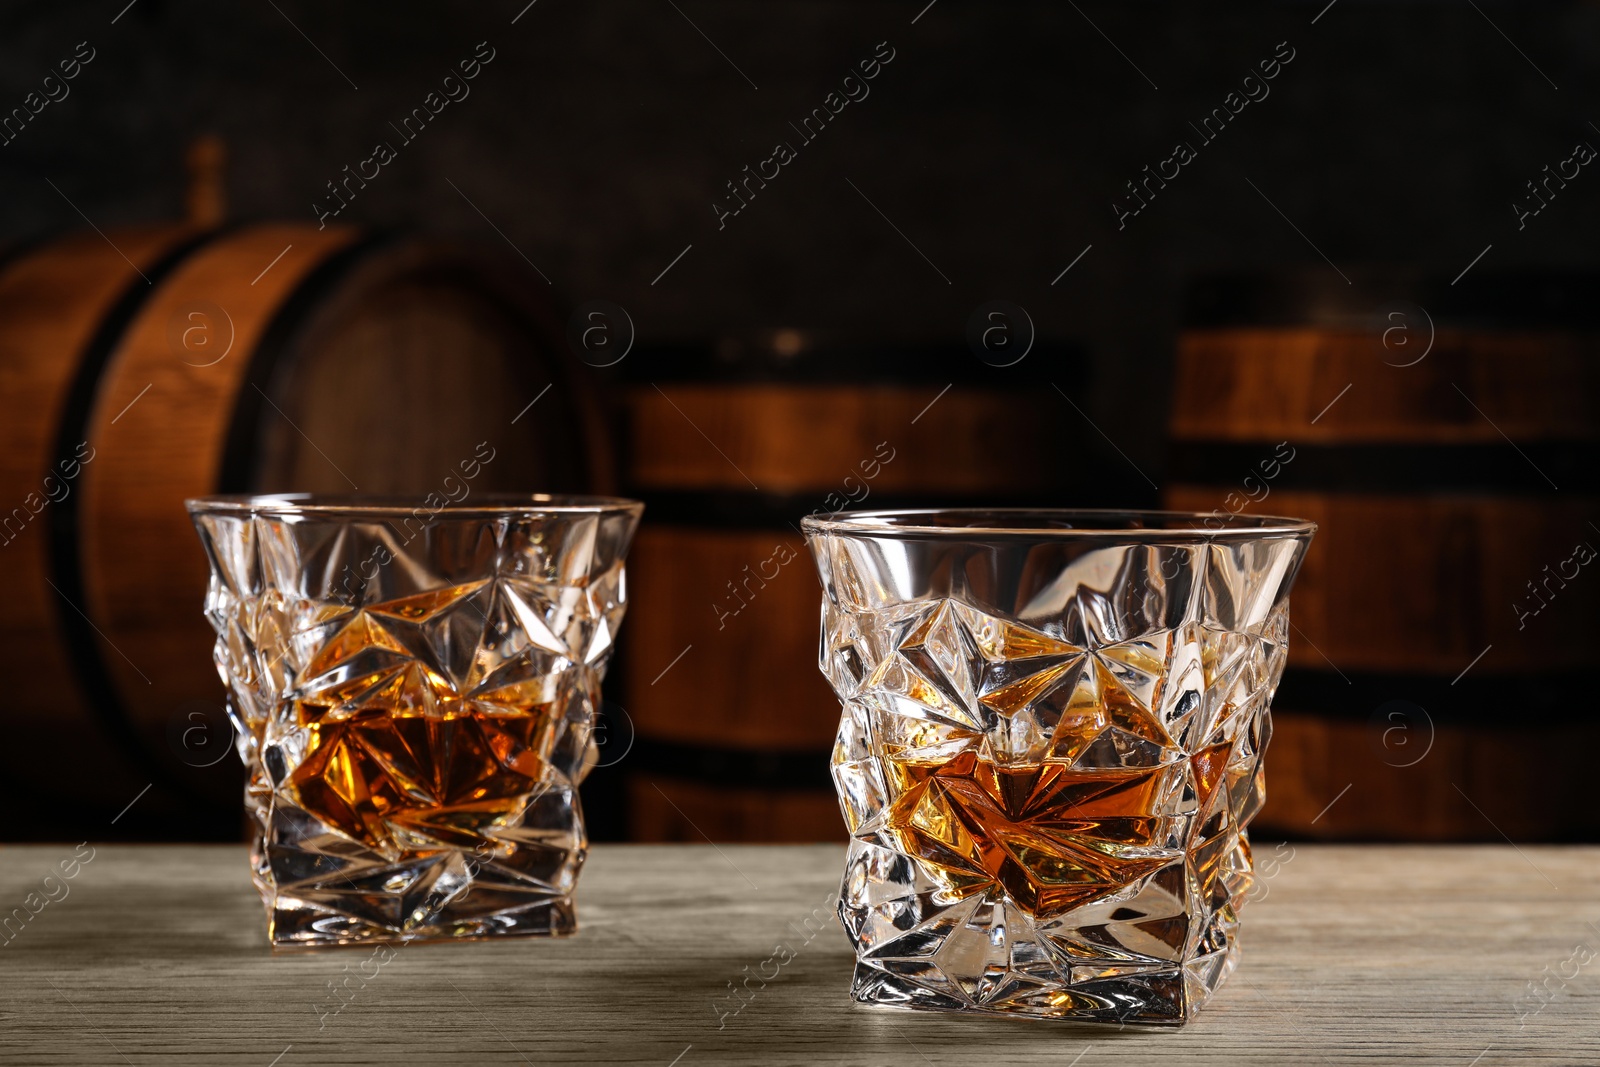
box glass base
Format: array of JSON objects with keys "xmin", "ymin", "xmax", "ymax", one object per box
[
  {"xmin": 252, "ymin": 796, "xmax": 585, "ymax": 948},
  {"xmin": 267, "ymin": 894, "xmax": 577, "ymax": 948},
  {"xmin": 841, "ymin": 882, "xmax": 1241, "ymax": 1027},
  {"xmin": 850, "ymin": 952, "xmax": 1228, "ymax": 1027}
]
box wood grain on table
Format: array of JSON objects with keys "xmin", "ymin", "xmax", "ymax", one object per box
[{"xmin": 0, "ymin": 844, "xmax": 1595, "ymax": 1065}]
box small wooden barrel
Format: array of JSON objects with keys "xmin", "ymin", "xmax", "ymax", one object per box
[
  {"xmin": 1168, "ymin": 270, "xmax": 1600, "ymax": 841},
  {"xmin": 0, "ymin": 224, "xmax": 608, "ymax": 838},
  {"xmin": 615, "ymin": 334, "xmax": 1088, "ymax": 841}
]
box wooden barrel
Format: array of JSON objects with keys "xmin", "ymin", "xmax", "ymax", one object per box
[
  {"xmin": 1168, "ymin": 270, "xmax": 1600, "ymax": 841},
  {"xmin": 0, "ymin": 224, "xmax": 610, "ymax": 839},
  {"xmin": 612, "ymin": 333, "xmax": 1090, "ymax": 842}
]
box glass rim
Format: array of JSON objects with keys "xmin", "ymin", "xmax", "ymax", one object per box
[
  {"xmin": 799, "ymin": 507, "xmax": 1317, "ymax": 539},
  {"xmin": 185, "ymin": 492, "xmax": 644, "ymax": 519}
]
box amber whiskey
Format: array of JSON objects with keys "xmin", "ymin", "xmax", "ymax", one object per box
[
  {"xmin": 880, "ymin": 749, "xmax": 1186, "ymax": 919},
  {"xmin": 282, "ymin": 597, "xmax": 561, "ymax": 859}
]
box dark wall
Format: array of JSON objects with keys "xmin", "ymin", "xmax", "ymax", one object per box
[{"xmin": 2, "ymin": 0, "xmax": 1595, "ymax": 472}]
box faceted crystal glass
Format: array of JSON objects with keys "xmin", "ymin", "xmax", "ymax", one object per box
[
  {"xmin": 801, "ymin": 509, "xmax": 1315, "ymax": 1025},
  {"xmin": 188, "ymin": 494, "xmax": 642, "ymax": 947}
]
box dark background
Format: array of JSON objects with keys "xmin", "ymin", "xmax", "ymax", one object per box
[{"xmin": 3, "ymin": 0, "xmax": 1595, "ymax": 476}]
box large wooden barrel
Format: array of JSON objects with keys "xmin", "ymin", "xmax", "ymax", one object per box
[
  {"xmin": 0, "ymin": 224, "xmax": 609, "ymax": 839},
  {"xmin": 1168, "ymin": 270, "xmax": 1600, "ymax": 841},
  {"xmin": 613, "ymin": 334, "xmax": 1089, "ymax": 841}
]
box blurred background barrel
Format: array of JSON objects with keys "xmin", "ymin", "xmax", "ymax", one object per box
[
  {"xmin": 0, "ymin": 223, "xmax": 608, "ymax": 839},
  {"xmin": 611, "ymin": 332, "xmax": 1087, "ymax": 841},
  {"xmin": 1167, "ymin": 270, "xmax": 1600, "ymax": 841}
]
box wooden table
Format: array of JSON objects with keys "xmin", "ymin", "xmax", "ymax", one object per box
[{"xmin": 1, "ymin": 844, "xmax": 1595, "ymax": 1065}]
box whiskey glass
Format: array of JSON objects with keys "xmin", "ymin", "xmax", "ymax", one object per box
[
  {"xmin": 187, "ymin": 493, "xmax": 641, "ymax": 947},
  {"xmin": 801, "ymin": 509, "xmax": 1315, "ymax": 1024}
]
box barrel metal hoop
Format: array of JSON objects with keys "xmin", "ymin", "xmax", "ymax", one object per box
[
  {"xmin": 1169, "ymin": 441, "xmax": 1600, "ymax": 494},
  {"xmin": 626, "ymin": 737, "xmax": 834, "ymax": 791},
  {"xmin": 45, "ymin": 227, "xmax": 230, "ymax": 815},
  {"xmin": 215, "ymin": 230, "xmax": 399, "ymax": 493}
]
